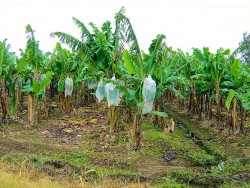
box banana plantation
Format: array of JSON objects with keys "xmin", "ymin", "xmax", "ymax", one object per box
[{"xmin": 0, "ymin": 8, "xmax": 249, "ymax": 188}]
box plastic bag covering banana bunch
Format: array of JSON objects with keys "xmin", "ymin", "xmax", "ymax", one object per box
[
  {"xmin": 17, "ymin": 78, "xmax": 22, "ymax": 89},
  {"xmin": 26, "ymin": 79, "xmax": 31, "ymax": 86},
  {"xmin": 65, "ymin": 77, "xmax": 73, "ymax": 97},
  {"xmin": 96, "ymin": 80, "xmax": 105, "ymax": 103},
  {"xmin": 105, "ymin": 76, "xmax": 120, "ymax": 107},
  {"xmin": 39, "ymin": 74, "xmax": 47, "ymax": 91},
  {"xmin": 38, "ymin": 74, "xmax": 46, "ymax": 82},
  {"xmin": 87, "ymin": 80, "xmax": 96, "ymax": 89},
  {"xmin": 142, "ymin": 75, "xmax": 156, "ymax": 114}
]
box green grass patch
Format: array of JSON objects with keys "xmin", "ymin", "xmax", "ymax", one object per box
[
  {"xmin": 64, "ymin": 152, "xmax": 90, "ymax": 165},
  {"xmin": 210, "ymin": 160, "xmax": 248, "ymax": 178},
  {"xmin": 185, "ymin": 150, "xmax": 215, "ymax": 166},
  {"xmin": 200, "ymin": 141, "xmax": 227, "ymax": 161},
  {"xmin": 144, "ymin": 129, "xmax": 166, "ymax": 140},
  {"xmin": 96, "ymin": 167, "xmax": 134, "ymax": 176},
  {"xmin": 1, "ymin": 155, "xmax": 25, "ymax": 166},
  {"xmin": 156, "ymin": 175, "xmax": 190, "ymax": 188},
  {"xmin": 220, "ymin": 180, "xmax": 250, "ymax": 188},
  {"xmin": 170, "ymin": 168, "xmax": 197, "ymax": 182}
]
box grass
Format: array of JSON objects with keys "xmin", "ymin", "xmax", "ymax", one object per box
[
  {"xmin": 62, "ymin": 152, "xmax": 90, "ymax": 166},
  {"xmin": 1, "ymin": 102, "xmax": 249, "ymax": 188},
  {"xmin": 142, "ymin": 122, "xmax": 217, "ymax": 167},
  {"xmin": 156, "ymin": 175, "xmax": 190, "ymax": 188},
  {"xmin": 0, "ymin": 162, "xmax": 79, "ymax": 188},
  {"xmin": 0, "ymin": 161, "xmax": 150, "ymax": 188},
  {"xmin": 210, "ymin": 160, "xmax": 249, "ymax": 178},
  {"xmin": 200, "ymin": 140, "xmax": 227, "ymax": 161},
  {"xmin": 185, "ymin": 150, "xmax": 215, "ymax": 166},
  {"xmin": 220, "ymin": 181, "xmax": 250, "ymax": 188}
]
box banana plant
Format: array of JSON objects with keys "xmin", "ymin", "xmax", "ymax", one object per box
[
  {"xmin": 0, "ymin": 39, "xmax": 12, "ymax": 123},
  {"xmin": 21, "ymin": 24, "xmax": 54, "ymax": 125},
  {"xmin": 164, "ymin": 49, "xmax": 190, "ymax": 104},
  {"xmin": 122, "ymin": 33, "xmax": 168, "ymax": 150},
  {"xmin": 7, "ymin": 51, "xmax": 27, "ymax": 116},
  {"xmin": 51, "ymin": 8, "xmax": 126, "ymax": 139},
  {"xmin": 223, "ymin": 58, "xmax": 250, "ymax": 133},
  {"xmin": 143, "ymin": 34, "xmax": 176, "ymax": 129},
  {"xmin": 49, "ymin": 43, "xmax": 77, "ymax": 112},
  {"xmin": 193, "ymin": 48, "xmax": 229, "ymax": 122}
]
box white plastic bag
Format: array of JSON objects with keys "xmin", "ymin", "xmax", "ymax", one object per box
[
  {"xmin": 96, "ymin": 80, "xmax": 105, "ymax": 103},
  {"xmin": 38, "ymin": 74, "xmax": 46, "ymax": 82},
  {"xmin": 142, "ymin": 75, "xmax": 156, "ymax": 114},
  {"xmin": 65, "ymin": 77, "xmax": 73, "ymax": 97},
  {"xmin": 18, "ymin": 78, "xmax": 22, "ymax": 89},
  {"xmin": 105, "ymin": 76, "xmax": 120, "ymax": 107},
  {"xmin": 38, "ymin": 74, "xmax": 47, "ymax": 92},
  {"xmin": 87, "ymin": 80, "xmax": 96, "ymax": 89}
]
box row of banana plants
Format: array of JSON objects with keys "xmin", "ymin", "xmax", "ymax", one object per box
[
  {"xmin": 166, "ymin": 47, "xmax": 250, "ymax": 133},
  {"xmin": 0, "ymin": 8, "xmax": 249, "ymax": 150}
]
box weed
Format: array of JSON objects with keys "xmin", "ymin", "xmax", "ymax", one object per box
[
  {"xmin": 200, "ymin": 141, "xmax": 226, "ymax": 161},
  {"xmin": 29, "ymin": 154, "xmax": 44, "ymax": 167},
  {"xmin": 156, "ymin": 175, "xmax": 186, "ymax": 188},
  {"xmin": 64, "ymin": 152, "xmax": 90, "ymax": 165},
  {"xmin": 220, "ymin": 180, "xmax": 250, "ymax": 188},
  {"xmin": 170, "ymin": 169, "xmax": 196, "ymax": 183},
  {"xmin": 185, "ymin": 151, "xmax": 215, "ymax": 166},
  {"xmin": 1, "ymin": 155, "xmax": 24, "ymax": 166},
  {"xmin": 144, "ymin": 130, "xmax": 166, "ymax": 140},
  {"xmin": 210, "ymin": 160, "xmax": 246, "ymax": 177}
]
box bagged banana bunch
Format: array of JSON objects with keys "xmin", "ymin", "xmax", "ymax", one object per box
[
  {"xmin": 87, "ymin": 80, "xmax": 96, "ymax": 89},
  {"xmin": 105, "ymin": 76, "xmax": 120, "ymax": 107},
  {"xmin": 142, "ymin": 75, "xmax": 156, "ymax": 114},
  {"xmin": 96, "ymin": 80, "xmax": 105, "ymax": 103},
  {"xmin": 38, "ymin": 74, "xmax": 46, "ymax": 91},
  {"xmin": 38, "ymin": 74, "xmax": 46, "ymax": 82},
  {"xmin": 65, "ymin": 77, "xmax": 73, "ymax": 97}
]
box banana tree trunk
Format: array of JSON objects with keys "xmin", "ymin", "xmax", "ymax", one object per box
[
  {"xmin": 124, "ymin": 108, "xmax": 133, "ymax": 123},
  {"xmin": 109, "ymin": 105, "xmax": 119, "ymax": 140},
  {"xmin": 20, "ymin": 92, "xmax": 24, "ymax": 111},
  {"xmin": 198, "ymin": 95, "xmax": 203, "ymax": 120},
  {"xmin": 193, "ymin": 93, "xmax": 198, "ymax": 114},
  {"xmin": 188, "ymin": 93, "xmax": 192, "ymax": 112},
  {"xmin": 33, "ymin": 73, "xmax": 38, "ymax": 125},
  {"xmin": 153, "ymin": 98, "xmax": 164, "ymax": 129},
  {"xmin": 65, "ymin": 95, "xmax": 71, "ymax": 114},
  {"xmin": 0, "ymin": 78, "xmax": 10, "ymax": 124},
  {"xmin": 14, "ymin": 77, "xmax": 20, "ymax": 115},
  {"xmin": 240, "ymin": 104, "xmax": 246, "ymax": 134},
  {"xmin": 153, "ymin": 103, "xmax": 160, "ymax": 127},
  {"xmin": 215, "ymin": 83, "xmax": 221, "ymax": 122},
  {"xmin": 58, "ymin": 92, "xmax": 66, "ymax": 111},
  {"xmin": 205, "ymin": 93, "xmax": 208, "ymax": 113},
  {"xmin": 28, "ymin": 93, "xmax": 34, "ymax": 125},
  {"xmin": 231, "ymin": 96, "xmax": 238, "ymax": 132},
  {"xmin": 131, "ymin": 109, "xmax": 142, "ymax": 150},
  {"xmin": 225, "ymin": 110, "xmax": 230, "ymax": 129},
  {"xmin": 208, "ymin": 90, "xmax": 213, "ymax": 120},
  {"xmin": 74, "ymin": 90, "xmax": 80, "ymax": 109},
  {"xmin": 123, "ymin": 101, "xmax": 133, "ymax": 124},
  {"xmin": 50, "ymin": 78, "xmax": 57, "ymax": 98},
  {"xmin": 34, "ymin": 98, "xmax": 38, "ymax": 124},
  {"xmin": 44, "ymin": 86, "xmax": 49, "ymax": 119}
]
